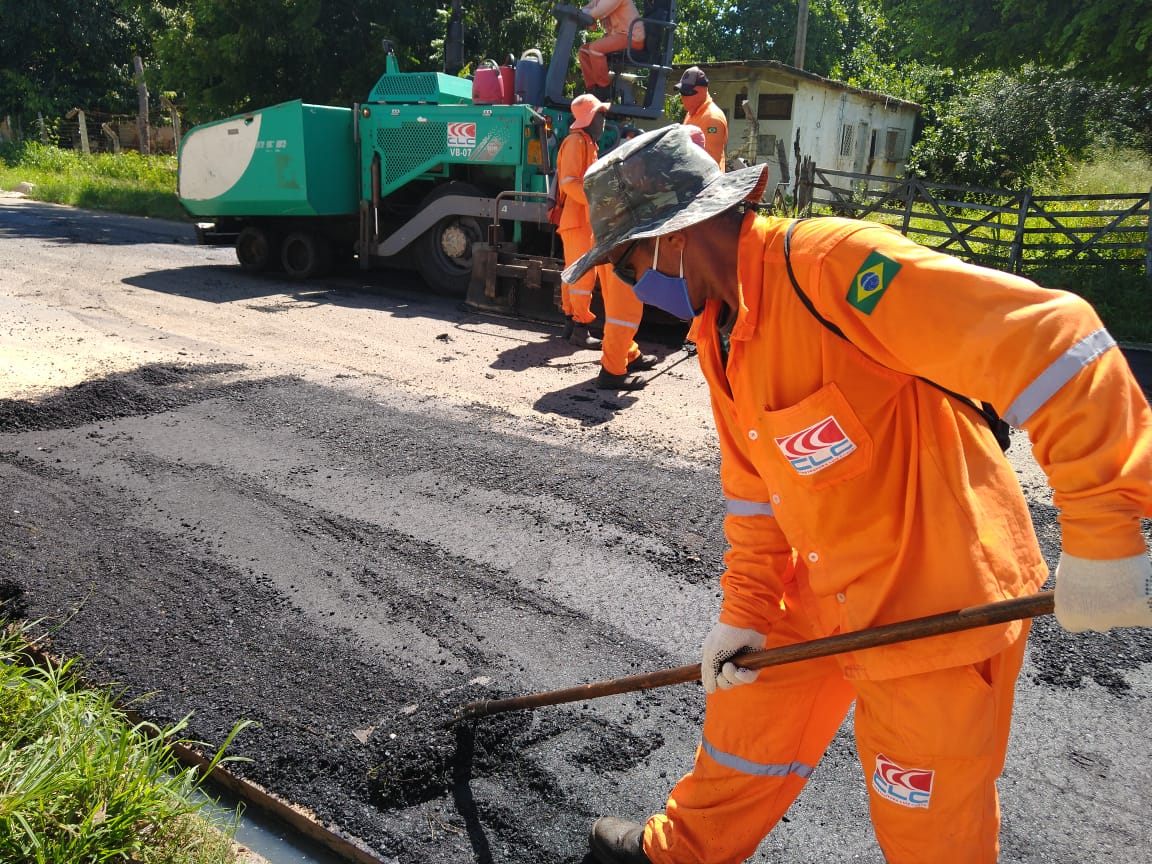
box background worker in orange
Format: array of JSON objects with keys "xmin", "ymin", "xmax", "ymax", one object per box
[
  {"xmin": 578, "ymin": 0, "xmax": 645, "ymax": 101},
  {"xmin": 556, "ymin": 94, "xmax": 656, "ymax": 389},
  {"xmin": 675, "ymin": 67, "xmax": 727, "ymax": 170},
  {"xmin": 563, "ymin": 126, "xmax": 1152, "ymax": 864}
]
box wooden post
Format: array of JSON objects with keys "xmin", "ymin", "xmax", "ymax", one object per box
[
  {"xmin": 794, "ymin": 0, "xmax": 809, "ymax": 70},
  {"xmin": 1010, "ymin": 187, "xmax": 1032, "ymax": 274},
  {"xmin": 133, "ymin": 55, "xmax": 150, "ymax": 155},
  {"xmin": 36, "ymin": 112, "xmax": 48, "ymax": 145},
  {"xmin": 101, "ymin": 122, "xmax": 121, "ymax": 154},
  {"xmin": 160, "ymin": 95, "xmax": 181, "ymax": 152},
  {"xmin": 64, "ymin": 107, "xmax": 86, "ymax": 153},
  {"xmin": 76, "ymin": 110, "xmax": 90, "ymax": 155},
  {"xmin": 1146, "ymin": 186, "xmax": 1151, "ymax": 277},
  {"xmin": 901, "ymin": 177, "xmax": 916, "ymax": 235}
]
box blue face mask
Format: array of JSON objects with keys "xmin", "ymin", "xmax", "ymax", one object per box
[{"xmin": 626, "ymin": 237, "xmax": 700, "ymax": 321}]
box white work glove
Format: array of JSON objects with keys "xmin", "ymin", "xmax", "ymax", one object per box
[
  {"xmin": 701, "ymin": 622, "xmax": 767, "ymax": 694},
  {"xmin": 1055, "ymin": 552, "xmax": 1152, "ymax": 632}
]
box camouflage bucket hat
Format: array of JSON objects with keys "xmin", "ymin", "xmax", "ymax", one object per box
[{"xmin": 562, "ymin": 125, "xmax": 768, "ymax": 284}]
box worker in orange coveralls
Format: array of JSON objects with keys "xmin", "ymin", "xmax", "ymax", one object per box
[
  {"xmin": 562, "ymin": 125, "xmax": 1152, "ymax": 864},
  {"xmin": 578, "ymin": 0, "xmax": 645, "ymax": 102},
  {"xmin": 675, "ymin": 67, "xmax": 727, "ymax": 170},
  {"xmin": 555, "ymin": 94, "xmax": 656, "ymax": 389}
]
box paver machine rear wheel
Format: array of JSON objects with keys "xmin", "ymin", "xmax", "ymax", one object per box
[
  {"xmin": 236, "ymin": 225, "xmax": 280, "ymax": 273},
  {"xmin": 280, "ymin": 231, "xmax": 333, "ymax": 279},
  {"xmin": 416, "ymin": 182, "xmax": 490, "ymax": 296}
]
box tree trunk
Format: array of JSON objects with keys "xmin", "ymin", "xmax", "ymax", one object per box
[{"xmin": 134, "ymin": 55, "xmax": 150, "ymax": 155}]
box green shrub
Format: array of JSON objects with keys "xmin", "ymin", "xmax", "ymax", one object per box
[
  {"xmin": 0, "ymin": 624, "xmax": 250, "ymax": 864},
  {"xmin": 0, "ymin": 142, "xmax": 183, "ymax": 220}
]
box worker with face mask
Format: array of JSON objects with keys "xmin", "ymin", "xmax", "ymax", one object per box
[
  {"xmin": 564, "ymin": 124, "xmax": 1152, "ymax": 864},
  {"xmin": 675, "ymin": 66, "xmax": 728, "ymax": 171}
]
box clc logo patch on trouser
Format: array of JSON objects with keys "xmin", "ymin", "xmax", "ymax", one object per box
[{"xmin": 872, "ymin": 753, "xmax": 934, "ymax": 808}]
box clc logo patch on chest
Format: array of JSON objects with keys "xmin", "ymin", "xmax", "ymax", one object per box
[
  {"xmin": 872, "ymin": 754, "xmax": 934, "ymax": 809},
  {"xmin": 774, "ymin": 416, "xmax": 856, "ymax": 475},
  {"xmin": 847, "ymin": 250, "xmax": 901, "ymax": 314}
]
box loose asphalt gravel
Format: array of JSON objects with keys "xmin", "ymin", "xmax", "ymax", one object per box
[{"xmin": 1, "ymin": 197, "xmax": 1150, "ymax": 863}]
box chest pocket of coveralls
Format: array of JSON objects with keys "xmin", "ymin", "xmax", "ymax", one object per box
[{"xmin": 758, "ymin": 381, "xmax": 873, "ymax": 493}]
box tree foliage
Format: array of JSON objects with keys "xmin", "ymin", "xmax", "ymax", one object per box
[
  {"xmin": 0, "ymin": 0, "xmax": 151, "ymax": 122},
  {"xmin": 906, "ymin": 67, "xmax": 1152, "ymax": 188},
  {"xmin": 152, "ymin": 0, "xmax": 446, "ymax": 122},
  {"xmin": 672, "ymin": 0, "xmax": 883, "ymax": 80},
  {"xmin": 148, "ymin": 1, "xmax": 560, "ymax": 122},
  {"xmin": 2, "ymin": 0, "xmax": 1149, "ymax": 192},
  {"xmin": 878, "ymin": 0, "xmax": 1152, "ymax": 85}
]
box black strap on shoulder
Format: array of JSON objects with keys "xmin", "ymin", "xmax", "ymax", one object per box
[{"xmin": 783, "ymin": 219, "xmax": 1011, "ymax": 452}]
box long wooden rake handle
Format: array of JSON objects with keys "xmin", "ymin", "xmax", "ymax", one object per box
[{"xmin": 453, "ymin": 591, "xmax": 1054, "ymax": 723}]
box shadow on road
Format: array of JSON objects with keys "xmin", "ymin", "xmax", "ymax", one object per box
[
  {"xmin": 0, "ymin": 199, "xmax": 195, "ymax": 246},
  {"xmin": 121, "ymin": 263, "xmax": 513, "ymax": 330},
  {"xmin": 533, "ymin": 377, "xmax": 642, "ymax": 425},
  {"xmin": 451, "ymin": 725, "xmax": 495, "ymax": 864}
]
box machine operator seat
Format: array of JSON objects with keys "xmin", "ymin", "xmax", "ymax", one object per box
[
  {"xmin": 544, "ymin": 2, "xmax": 676, "ymax": 121},
  {"xmin": 603, "ymin": 0, "xmax": 676, "ymax": 119}
]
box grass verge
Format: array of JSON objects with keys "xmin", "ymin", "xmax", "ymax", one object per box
[
  {"xmin": 0, "ymin": 621, "xmax": 252, "ymax": 864},
  {"xmin": 0, "ymin": 141, "xmax": 186, "ymax": 221}
]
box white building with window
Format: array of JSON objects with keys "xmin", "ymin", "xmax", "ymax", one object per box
[{"xmin": 666, "ymin": 60, "xmax": 920, "ymax": 192}]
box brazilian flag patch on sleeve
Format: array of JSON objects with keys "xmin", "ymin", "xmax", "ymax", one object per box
[{"xmin": 847, "ymin": 251, "xmax": 901, "ymax": 315}]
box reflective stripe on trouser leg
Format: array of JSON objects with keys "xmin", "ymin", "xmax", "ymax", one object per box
[
  {"xmin": 560, "ymin": 227, "xmax": 597, "ymax": 324},
  {"xmin": 644, "ymin": 613, "xmax": 856, "ymax": 864},
  {"xmin": 598, "ymin": 264, "xmax": 642, "ymax": 375},
  {"xmin": 852, "ymin": 625, "xmax": 1030, "ymax": 864}
]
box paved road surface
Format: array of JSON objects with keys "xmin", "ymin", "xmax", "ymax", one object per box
[{"xmin": 1, "ymin": 198, "xmax": 1149, "ymax": 863}]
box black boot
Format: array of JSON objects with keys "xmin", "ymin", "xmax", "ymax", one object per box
[
  {"xmin": 589, "ymin": 817, "xmax": 650, "ymax": 864},
  {"xmin": 560, "ymin": 318, "xmax": 575, "ymax": 340},
  {"xmin": 596, "ymin": 368, "xmax": 646, "ymax": 391},
  {"xmin": 570, "ymin": 323, "xmax": 602, "ymax": 349},
  {"xmin": 627, "ymin": 353, "xmax": 658, "ymax": 372}
]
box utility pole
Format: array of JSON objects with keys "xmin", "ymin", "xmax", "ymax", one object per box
[
  {"xmin": 445, "ymin": 0, "xmax": 464, "ymax": 75},
  {"xmin": 794, "ymin": 0, "xmax": 809, "ymax": 70}
]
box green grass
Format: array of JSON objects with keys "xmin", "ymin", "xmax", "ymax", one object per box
[
  {"xmin": 0, "ymin": 141, "xmax": 186, "ymax": 220},
  {"xmin": 0, "ymin": 622, "xmax": 251, "ymax": 864},
  {"xmin": 1025, "ymin": 264, "xmax": 1152, "ymax": 345},
  {"xmin": 1032, "ymin": 146, "xmax": 1152, "ymax": 196}
]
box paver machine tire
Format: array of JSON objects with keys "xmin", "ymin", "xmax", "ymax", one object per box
[
  {"xmin": 415, "ymin": 181, "xmax": 490, "ymax": 296},
  {"xmin": 280, "ymin": 231, "xmax": 334, "ymax": 279},
  {"xmin": 236, "ymin": 225, "xmax": 281, "ymax": 273}
]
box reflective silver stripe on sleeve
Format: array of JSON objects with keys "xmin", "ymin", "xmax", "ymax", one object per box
[
  {"xmin": 726, "ymin": 497, "xmax": 775, "ymax": 517},
  {"xmin": 701, "ymin": 736, "xmax": 814, "ymax": 779},
  {"xmin": 1004, "ymin": 328, "xmax": 1116, "ymax": 427}
]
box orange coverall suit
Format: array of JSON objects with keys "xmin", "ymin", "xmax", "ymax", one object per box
[
  {"xmin": 642, "ymin": 215, "xmax": 1152, "ymax": 863},
  {"xmin": 557, "ymin": 129, "xmax": 644, "ymax": 374},
  {"xmin": 683, "ymin": 93, "xmax": 728, "ymax": 171},
  {"xmin": 578, "ymin": 0, "xmax": 645, "ymax": 89}
]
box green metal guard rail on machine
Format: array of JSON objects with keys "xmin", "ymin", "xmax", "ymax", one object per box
[{"xmin": 176, "ymin": 2, "xmax": 678, "ymax": 324}]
